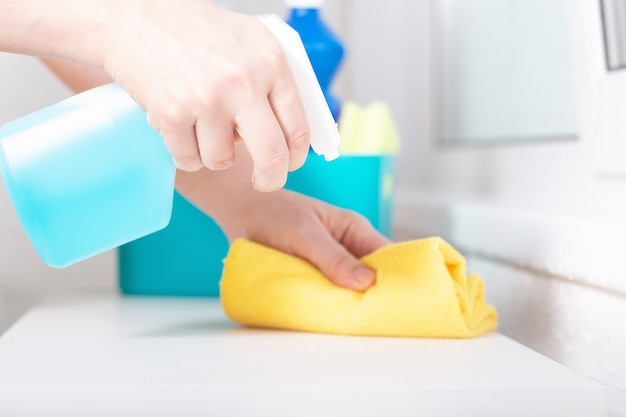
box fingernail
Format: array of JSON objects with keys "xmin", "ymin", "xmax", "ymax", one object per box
[
  {"xmin": 352, "ymin": 267, "xmax": 376, "ymax": 290},
  {"xmin": 251, "ymin": 173, "xmax": 287, "ymax": 192}
]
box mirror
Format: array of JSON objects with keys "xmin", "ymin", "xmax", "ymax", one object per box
[{"xmin": 432, "ymin": 0, "xmax": 578, "ymax": 145}]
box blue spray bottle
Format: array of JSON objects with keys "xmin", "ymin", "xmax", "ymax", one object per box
[
  {"xmin": 286, "ymin": 0, "xmax": 345, "ymax": 121},
  {"xmin": 0, "ymin": 15, "xmax": 340, "ymax": 268}
]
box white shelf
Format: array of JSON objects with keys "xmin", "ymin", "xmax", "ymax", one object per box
[{"xmin": 0, "ymin": 293, "xmax": 607, "ymax": 416}]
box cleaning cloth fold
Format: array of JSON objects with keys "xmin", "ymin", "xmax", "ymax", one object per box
[{"xmin": 220, "ymin": 237, "xmax": 497, "ymax": 338}]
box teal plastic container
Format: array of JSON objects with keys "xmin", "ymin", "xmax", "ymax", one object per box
[
  {"xmin": 119, "ymin": 191, "xmax": 228, "ymax": 297},
  {"xmin": 287, "ymin": 154, "xmax": 394, "ymax": 237},
  {"xmin": 0, "ymin": 83, "xmax": 176, "ymax": 267},
  {"xmin": 119, "ymin": 153, "xmax": 395, "ymax": 297}
]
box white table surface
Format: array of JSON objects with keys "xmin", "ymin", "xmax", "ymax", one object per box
[{"xmin": 0, "ymin": 293, "xmax": 607, "ymax": 417}]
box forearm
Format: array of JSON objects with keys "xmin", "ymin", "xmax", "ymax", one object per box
[
  {"xmin": 0, "ymin": 0, "xmax": 120, "ymax": 66},
  {"xmin": 41, "ymin": 58, "xmax": 113, "ymax": 93}
]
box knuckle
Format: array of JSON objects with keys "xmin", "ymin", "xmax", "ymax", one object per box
[
  {"xmin": 145, "ymin": 85, "xmax": 205, "ymax": 131},
  {"xmin": 251, "ymin": 32, "xmax": 287, "ymax": 71},
  {"xmin": 174, "ymin": 155, "xmax": 203, "ymax": 172},
  {"xmin": 288, "ymin": 129, "xmax": 311, "ymax": 151},
  {"xmin": 332, "ymin": 209, "xmax": 373, "ymax": 235},
  {"xmin": 199, "ymin": 137, "xmax": 236, "ymax": 170},
  {"xmin": 216, "ymin": 62, "xmax": 252, "ymax": 94},
  {"xmin": 263, "ymin": 42, "xmax": 288, "ymax": 70},
  {"xmin": 148, "ymin": 103, "xmax": 190, "ymax": 131},
  {"xmin": 344, "ymin": 211, "xmax": 375, "ymax": 234},
  {"xmin": 261, "ymin": 147, "xmax": 290, "ymax": 170},
  {"xmin": 291, "ymin": 216, "xmax": 317, "ymax": 240},
  {"xmin": 203, "ymin": 157, "xmax": 234, "ymax": 171},
  {"xmin": 347, "ymin": 210, "xmax": 372, "ymax": 227},
  {"xmin": 201, "ymin": 92, "xmax": 222, "ymax": 112}
]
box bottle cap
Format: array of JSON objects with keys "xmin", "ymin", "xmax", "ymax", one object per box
[{"xmin": 285, "ymin": 0, "xmax": 324, "ymax": 8}]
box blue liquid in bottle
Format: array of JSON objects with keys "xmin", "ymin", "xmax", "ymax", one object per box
[
  {"xmin": 0, "ymin": 83, "xmax": 176, "ymax": 267},
  {"xmin": 286, "ymin": 1, "xmax": 345, "ymax": 121}
]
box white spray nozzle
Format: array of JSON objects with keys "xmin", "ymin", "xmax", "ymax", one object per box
[
  {"xmin": 258, "ymin": 14, "xmax": 340, "ymax": 162},
  {"xmin": 285, "ymin": 0, "xmax": 325, "ymax": 8}
]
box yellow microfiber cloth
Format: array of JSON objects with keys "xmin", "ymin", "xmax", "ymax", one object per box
[{"xmin": 220, "ymin": 237, "xmax": 498, "ymax": 338}]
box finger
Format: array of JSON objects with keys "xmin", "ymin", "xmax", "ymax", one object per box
[
  {"xmin": 338, "ymin": 213, "xmax": 392, "ymax": 258},
  {"xmin": 236, "ymin": 98, "xmax": 290, "ymax": 191},
  {"xmin": 157, "ymin": 123, "xmax": 203, "ymax": 172},
  {"xmin": 268, "ymin": 71, "xmax": 310, "ymax": 172},
  {"xmin": 295, "ymin": 226, "xmax": 378, "ymax": 292},
  {"xmin": 195, "ymin": 117, "xmax": 236, "ymax": 170}
]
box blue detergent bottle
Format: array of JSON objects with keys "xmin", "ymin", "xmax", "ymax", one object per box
[{"xmin": 286, "ymin": 0, "xmax": 345, "ymax": 121}]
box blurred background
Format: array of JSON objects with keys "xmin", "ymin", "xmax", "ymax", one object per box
[{"xmin": 1, "ymin": 0, "xmax": 625, "ymax": 414}]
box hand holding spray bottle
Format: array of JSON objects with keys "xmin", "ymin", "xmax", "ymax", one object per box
[{"xmin": 0, "ymin": 15, "xmax": 340, "ymax": 268}]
